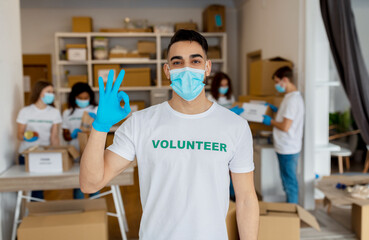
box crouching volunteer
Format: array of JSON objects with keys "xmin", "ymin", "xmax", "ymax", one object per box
[{"xmin": 80, "ymin": 29, "xmax": 259, "ymax": 240}]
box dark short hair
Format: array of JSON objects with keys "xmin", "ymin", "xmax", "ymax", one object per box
[
  {"xmin": 30, "ymin": 80, "xmax": 53, "ymax": 104},
  {"xmin": 167, "ymin": 29, "xmax": 208, "ymax": 57},
  {"xmin": 68, "ymin": 82, "xmax": 96, "ymax": 114},
  {"xmin": 210, "ymin": 72, "xmax": 233, "ymax": 100},
  {"xmin": 272, "ymin": 66, "xmax": 293, "ymax": 83}
]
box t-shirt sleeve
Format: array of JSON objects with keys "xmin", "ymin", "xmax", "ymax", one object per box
[
  {"xmin": 106, "ymin": 116, "xmax": 136, "ymax": 161},
  {"xmin": 53, "ymin": 109, "xmax": 62, "ymax": 124},
  {"xmin": 16, "ymin": 108, "xmax": 27, "ymax": 124},
  {"xmin": 228, "ymin": 121, "xmax": 254, "ymax": 173},
  {"xmin": 282, "ymin": 97, "xmax": 298, "ymax": 120},
  {"xmin": 61, "ymin": 110, "xmax": 69, "ymax": 129}
]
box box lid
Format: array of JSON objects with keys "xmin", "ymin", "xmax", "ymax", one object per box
[
  {"xmin": 259, "ymin": 202, "xmax": 320, "ymax": 231},
  {"xmin": 27, "ymin": 198, "xmax": 107, "ymax": 216},
  {"xmin": 23, "ymin": 146, "xmax": 80, "ymax": 161}
]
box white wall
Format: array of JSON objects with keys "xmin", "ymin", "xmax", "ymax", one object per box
[
  {"xmin": 0, "ymin": 0, "xmax": 24, "ymax": 239},
  {"xmin": 238, "ymin": 0, "xmax": 300, "ymax": 95},
  {"xmin": 20, "ymin": 5, "xmax": 240, "ymax": 96}
]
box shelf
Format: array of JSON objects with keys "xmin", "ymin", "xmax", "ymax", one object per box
[
  {"xmin": 315, "ymin": 81, "xmax": 340, "ymax": 87},
  {"xmin": 91, "ymin": 59, "xmax": 157, "ymax": 64},
  {"xmin": 58, "ymin": 85, "xmax": 210, "ymax": 93},
  {"xmin": 56, "ymin": 32, "xmax": 227, "ymax": 38},
  {"xmin": 315, "ymin": 143, "xmax": 341, "ymax": 152},
  {"xmin": 57, "ymin": 61, "xmax": 88, "ymax": 65}
]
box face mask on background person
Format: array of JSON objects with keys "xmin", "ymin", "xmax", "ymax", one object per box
[
  {"xmin": 219, "ymin": 86, "xmax": 229, "ymax": 95},
  {"xmin": 169, "ymin": 65, "xmax": 206, "ymax": 101},
  {"xmin": 42, "ymin": 93, "xmax": 55, "ymax": 105},
  {"xmin": 76, "ymin": 99, "xmax": 90, "ymax": 108},
  {"xmin": 275, "ymin": 83, "xmax": 286, "ymax": 93}
]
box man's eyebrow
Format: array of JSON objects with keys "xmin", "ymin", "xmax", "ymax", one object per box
[
  {"xmin": 170, "ymin": 56, "xmax": 183, "ymax": 61},
  {"xmin": 190, "ymin": 54, "xmax": 203, "ymax": 59}
]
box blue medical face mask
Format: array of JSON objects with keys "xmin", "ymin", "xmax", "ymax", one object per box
[
  {"xmin": 275, "ymin": 83, "xmax": 286, "ymax": 93},
  {"xmin": 41, "ymin": 93, "xmax": 55, "ymax": 105},
  {"xmin": 76, "ymin": 99, "xmax": 90, "ymax": 108},
  {"xmin": 219, "ymin": 86, "xmax": 229, "ymax": 95},
  {"xmin": 169, "ymin": 66, "xmax": 206, "ymax": 101}
]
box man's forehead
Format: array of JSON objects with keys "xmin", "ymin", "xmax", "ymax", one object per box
[{"xmin": 168, "ymin": 41, "xmax": 205, "ymax": 58}]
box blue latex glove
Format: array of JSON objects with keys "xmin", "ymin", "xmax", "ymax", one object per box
[
  {"xmin": 262, "ymin": 115, "xmax": 272, "ymax": 126},
  {"xmin": 229, "ymin": 106, "xmax": 244, "ymax": 115},
  {"xmin": 264, "ymin": 102, "xmax": 278, "ymax": 113},
  {"xmin": 23, "ymin": 136, "xmax": 38, "ymax": 142},
  {"xmin": 88, "ymin": 112, "xmax": 97, "ymax": 119},
  {"xmin": 92, "ymin": 69, "xmax": 131, "ymax": 132},
  {"xmin": 71, "ymin": 128, "xmax": 82, "ymax": 139}
]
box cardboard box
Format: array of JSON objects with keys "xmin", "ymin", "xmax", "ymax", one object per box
[
  {"xmin": 236, "ymin": 95, "xmax": 284, "ymax": 133},
  {"xmin": 208, "ymin": 46, "xmax": 221, "ymax": 59},
  {"xmin": 175, "ymin": 22, "xmax": 198, "ymax": 31},
  {"xmin": 93, "ymin": 64, "xmax": 121, "ymax": 87},
  {"xmin": 72, "ymin": 17, "xmax": 92, "ymax": 32},
  {"xmin": 249, "ymin": 57, "xmax": 293, "ymax": 96},
  {"xmin": 137, "ymin": 41, "xmax": 156, "ymax": 54},
  {"xmin": 202, "ymin": 5, "xmax": 226, "ymax": 32},
  {"xmin": 123, "ymin": 68, "xmax": 151, "ymax": 87},
  {"xmin": 66, "ymin": 44, "xmax": 87, "ymax": 61},
  {"xmin": 226, "ymin": 201, "xmax": 239, "ymax": 240},
  {"xmin": 240, "ymin": 103, "xmax": 269, "ymax": 123},
  {"xmin": 258, "ymin": 202, "xmax": 320, "ymax": 240},
  {"xmin": 352, "ymin": 202, "xmax": 369, "ymax": 240},
  {"xmin": 23, "ymin": 146, "xmax": 79, "ymax": 173},
  {"xmin": 78, "ymin": 131, "xmax": 90, "ymax": 154},
  {"xmin": 67, "ymin": 75, "xmax": 88, "ymax": 87},
  {"xmin": 17, "ymin": 199, "xmax": 107, "ymax": 240}
]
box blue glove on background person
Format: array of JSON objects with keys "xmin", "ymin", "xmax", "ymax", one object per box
[
  {"xmin": 92, "ymin": 69, "xmax": 131, "ymax": 132},
  {"xmin": 229, "ymin": 106, "xmax": 244, "ymax": 115},
  {"xmin": 262, "ymin": 115, "xmax": 272, "ymax": 126},
  {"xmin": 71, "ymin": 128, "xmax": 82, "ymax": 139},
  {"xmin": 88, "ymin": 112, "xmax": 97, "ymax": 119},
  {"xmin": 264, "ymin": 103, "xmax": 278, "ymax": 113}
]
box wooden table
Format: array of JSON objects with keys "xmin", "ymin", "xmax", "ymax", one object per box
[{"xmin": 0, "ymin": 164, "xmax": 134, "ymax": 240}]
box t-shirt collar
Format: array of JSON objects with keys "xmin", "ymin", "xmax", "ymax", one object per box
[{"xmin": 164, "ymin": 101, "xmax": 217, "ymax": 119}]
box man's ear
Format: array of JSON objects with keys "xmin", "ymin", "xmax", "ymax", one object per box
[
  {"xmin": 205, "ymin": 60, "xmax": 212, "ymax": 77},
  {"xmin": 163, "ymin": 64, "xmax": 170, "ymax": 80}
]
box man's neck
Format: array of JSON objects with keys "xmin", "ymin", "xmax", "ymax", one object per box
[
  {"xmin": 168, "ymin": 90, "xmax": 213, "ymax": 115},
  {"xmin": 286, "ymin": 83, "xmax": 297, "ymax": 93}
]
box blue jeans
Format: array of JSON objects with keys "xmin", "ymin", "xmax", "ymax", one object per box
[{"xmin": 276, "ymin": 152, "xmax": 299, "ymax": 204}]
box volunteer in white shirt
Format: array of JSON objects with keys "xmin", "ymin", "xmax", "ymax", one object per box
[
  {"xmin": 262, "ymin": 66, "xmax": 305, "ymax": 204},
  {"xmin": 80, "ymin": 30, "xmax": 259, "ymax": 240},
  {"xmin": 62, "ymin": 82, "xmax": 97, "ymax": 152},
  {"xmin": 16, "ymin": 80, "xmax": 62, "ymax": 199},
  {"xmin": 208, "ymin": 71, "xmax": 235, "ymax": 109},
  {"xmin": 62, "ymin": 82, "xmax": 98, "ymax": 199}
]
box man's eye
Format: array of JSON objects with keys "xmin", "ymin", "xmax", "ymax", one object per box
[
  {"xmin": 192, "ymin": 60, "xmax": 201, "ymax": 64},
  {"xmin": 173, "ymin": 61, "xmax": 181, "ymax": 65}
]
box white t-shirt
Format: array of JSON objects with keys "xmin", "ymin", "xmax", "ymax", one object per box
[
  {"xmin": 16, "ymin": 104, "xmax": 62, "ymax": 153},
  {"xmin": 273, "ymin": 91, "xmax": 305, "ymax": 154},
  {"xmin": 62, "ymin": 105, "xmax": 97, "ymax": 151},
  {"xmin": 207, "ymin": 94, "xmax": 235, "ymax": 109},
  {"xmin": 108, "ymin": 101, "xmax": 254, "ymax": 240}
]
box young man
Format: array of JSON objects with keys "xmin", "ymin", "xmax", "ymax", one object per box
[
  {"xmin": 80, "ymin": 30, "xmax": 259, "ymax": 239},
  {"xmin": 262, "ymin": 66, "xmax": 305, "ymax": 204}
]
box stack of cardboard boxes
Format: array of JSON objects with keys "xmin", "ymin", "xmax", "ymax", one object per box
[{"xmin": 237, "ymin": 57, "xmax": 293, "ymax": 134}]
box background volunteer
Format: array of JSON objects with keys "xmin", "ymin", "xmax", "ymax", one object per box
[
  {"xmin": 262, "ymin": 66, "xmax": 304, "ymax": 204},
  {"xmin": 62, "ymin": 82, "xmax": 98, "ymax": 199},
  {"xmin": 208, "ymin": 71, "xmax": 235, "ymax": 109},
  {"xmin": 16, "ymin": 80, "xmax": 61, "ymax": 199},
  {"xmin": 80, "ymin": 30, "xmax": 259, "ymax": 240}
]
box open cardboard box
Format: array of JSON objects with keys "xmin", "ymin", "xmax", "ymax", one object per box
[
  {"xmin": 22, "ymin": 146, "xmax": 79, "ymax": 173},
  {"xmin": 17, "ymin": 198, "xmax": 108, "ymax": 240},
  {"xmin": 258, "ymin": 202, "xmax": 320, "ymax": 240}
]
